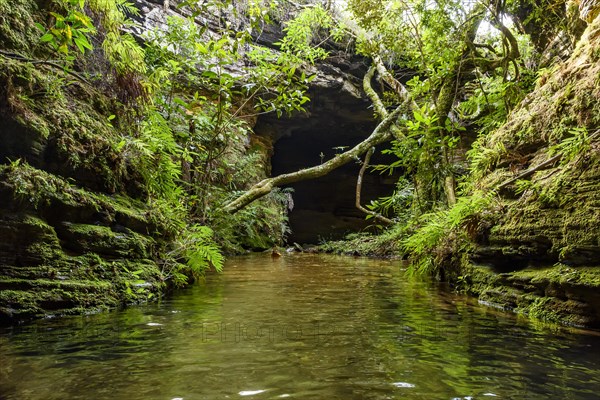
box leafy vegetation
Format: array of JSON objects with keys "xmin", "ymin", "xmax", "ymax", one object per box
[
  {"xmin": 3, "ymin": 0, "xmax": 599, "ymax": 314},
  {"xmin": 310, "ymin": 0, "xmax": 599, "ymax": 281},
  {"xmin": 0, "ymin": 0, "xmax": 339, "ymax": 300}
]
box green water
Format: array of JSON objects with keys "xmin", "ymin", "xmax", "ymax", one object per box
[{"xmin": 1, "ymin": 253, "xmax": 600, "ymax": 399}]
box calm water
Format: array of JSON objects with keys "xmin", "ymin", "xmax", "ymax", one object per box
[{"xmin": 1, "ymin": 253, "xmax": 600, "ymax": 399}]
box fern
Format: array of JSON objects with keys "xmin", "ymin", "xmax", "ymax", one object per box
[
  {"xmin": 184, "ymin": 225, "xmax": 224, "ymax": 274},
  {"xmin": 549, "ymin": 127, "xmax": 589, "ymax": 165},
  {"xmin": 102, "ymin": 32, "xmax": 147, "ymax": 75},
  {"xmin": 402, "ymin": 191, "xmax": 495, "ymax": 276},
  {"xmin": 161, "ymin": 224, "xmax": 224, "ymax": 287},
  {"xmin": 467, "ymin": 138, "xmax": 506, "ymax": 179},
  {"xmin": 118, "ymin": 110, "xmax": 183, "ymax": 202}
]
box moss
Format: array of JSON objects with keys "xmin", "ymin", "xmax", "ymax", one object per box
[
  {"xmin": 1, "ymin": 162, "xmax": 173, "ymax": 234},
  {"xmin": 511, "ymin": 265, "xmax": 600, "ymax": 289},
  {"xmin": 455, "ymin": 263, "xmax": 600, "ymax": 328},
  {"xmin": 0, "ymin": 54, "xmax": 136, "ymax": 194},
  {"xmin": 486, "ymin": 155, "xmax": 600, "ymax": 265},
  {"xmin": 0, "ymin": 256, "xmax": 165, "ymax": 322},
  {"xmin": 0, "ymin": 163, "xmax": 171, "ymax": 322},
  {"xmin": 0, "ymin": 0, "xmax": 42, "ymax": 55},
  {"xmin": 0, "ymin": 0, "xmax": 198, "ymax": 324},
  {"xmin": 58, "ymin": 222, "xmax": 154, "ymax": 258},
  {"xmin": 319, "ymin": 226, "xmax": 406, "ymax": 257},
  {"xmin": 0, "ymin": 277, "xmax": 118, "ymax": 322}
]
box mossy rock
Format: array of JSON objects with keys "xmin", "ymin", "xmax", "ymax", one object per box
[
  {"xmin": 55, "ymin": 222, "xmax": 154, "ymax": 258},
  {"xmin": 0, "ymin": 164, "xmax": 171, "ymax": 324},
  {"xmin": 459, "ymin": 264, "xmax": 600, "ymax": 328},
  {"xmin": 0, "ymin": 0, "xmax": 43, "ymax": 55}
]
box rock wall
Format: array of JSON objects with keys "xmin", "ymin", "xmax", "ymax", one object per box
[
  {"xmin": 0, "ymin": 0, "xmax": 176, "ymax": 322},
  {"xmin": 458, "ymin": 10, "xmax": 600, "ymax": 328}
]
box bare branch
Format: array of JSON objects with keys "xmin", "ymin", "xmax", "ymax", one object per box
[
  {"xmin": 355, "ymin": 147, "xmax": 394, "ymax": 225},
  {"xmin": 363, "ymin": 66, "xmax": 387, "ymax": 119},
  {"xmin": 223, "ymin": 101, "xmax": 408, "ymax": 213},
  {"xmin": 372, "ymin": 54, "xmax": 415, "ymax": 108}
]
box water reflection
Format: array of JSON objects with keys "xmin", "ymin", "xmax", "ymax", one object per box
[{"xmin": 1, "ymin": 253, "xmax": 600, "ymax": 399}]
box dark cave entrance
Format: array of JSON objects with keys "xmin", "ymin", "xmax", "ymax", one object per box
[
  {"xmin": 271, "ymin": 129, "xmax": 398, "ymax": 244},
  {"xmin": 255, "ymin": 79, "xmax": 398, "ymax": 244}
]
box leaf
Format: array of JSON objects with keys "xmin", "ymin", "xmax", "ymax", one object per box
[
  {"xmin": 74, "ymin": 37, "xmax": 85, "ymax": 53},
  {"xmin": 40, "ymin": 33, "xmax": 54, "ymax": 42},
  {"xmin": 115, "ymin": 140, "xmax": 126, "ymax": 151}
]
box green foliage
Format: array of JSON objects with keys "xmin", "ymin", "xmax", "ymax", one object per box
[
  {"xmin": 366, "ymin": 178, "xmax": 414, "ymax": 223},
  {"xmin": 467, "ymin": 138, "xmax": 507, "ymax": 180},
  {"xmin": 402, "ymin": 191, "xmax": 495, "ymax": 276},
  {"xmin": 36, "ymin": 0, "xmax": 95, "ymax": 56},
  {"xmin": 185, "ymin": 225, "xmax": 224, "ymax": 272},
  {"xmin": 214, "ymin": 188, "xmax": 293, "ymax": 253},
  {"xmin": 373, "ymin": 105, "xmax": 461, "ymax": 210},
  {"xmin": 118, "ymin": 110, "xmax": 183, "ymax": 202},
  {"xmin": 140, "ymin": 6, "xmax": 330, "ymax": 254},
  {"xmin": 247, "ymin": 46, "xmax": 315, "ymax": 117},
  {"xmin": 36, "ymin": 0, "xmax": 146, "ymax": 78},
  {"xmin": 458, "ymin": 73, "xmax": 533, "ymax": 136},
  {"xmin": 276, "ymin": 5, "xmax": 338, "ymax": 63},
  {"xmin": 346, "ymin": 0, "xmax": 538, "ymax": 218},
  {"xmin": 514, "ymin": 179, "xmax": 536, "ymax": 195},
  {"xmin": 319, "ymin": 224, "xmax": 407, "ymax": 257},
  {"xmin": 549, "ymin": 127, "xmax": 590, "ymax": 164},
  {"xmin": 162, "ymin": 225, "xmax": 224, "ymax": 287}
]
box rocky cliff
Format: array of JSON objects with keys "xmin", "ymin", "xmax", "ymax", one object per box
[
  {"xmin": 457, "ymin": 8, "xmax": 600, "ymax": 328},
  {"xmin": 0, "ymin": 0, "xmax": 177, "ymax": 322}
]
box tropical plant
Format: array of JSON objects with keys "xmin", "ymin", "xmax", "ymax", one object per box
[
  {"xmin": 161, "ymin": 225, "xmax": 224, "ymax": 287},
  {"xmin": 401, "ymin": 191, "xmax": 495, "ymax": 276}
]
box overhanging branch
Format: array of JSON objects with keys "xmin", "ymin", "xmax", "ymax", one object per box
[{"xmin": 223, "ymin": 102, "xmax": 407, "ymax": 213}]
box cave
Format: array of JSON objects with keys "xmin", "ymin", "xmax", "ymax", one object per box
[{"xmin": 255, "ymin": 63, "xmax": 398, "ymax": 244}]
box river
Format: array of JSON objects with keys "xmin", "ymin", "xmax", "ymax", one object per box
[{"xmin": 1, "ymin": 253, "xmax": 600, "ymax": 399}]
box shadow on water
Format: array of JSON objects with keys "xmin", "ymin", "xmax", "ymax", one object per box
[{"xmin": 1, "ymin": 253, "xmax": 600, "ymax": 399}]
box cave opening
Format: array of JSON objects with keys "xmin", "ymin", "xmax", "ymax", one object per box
[{"xmin": 255, "ymin": 81, "xmax": 398, "ymax": 244}]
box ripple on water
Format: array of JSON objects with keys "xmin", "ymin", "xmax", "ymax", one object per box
[{"xmin": 1, "ymin": 253, "xmax": 600, "ymax": 400}]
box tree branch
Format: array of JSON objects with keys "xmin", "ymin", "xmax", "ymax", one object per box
[
  {"xmin": 363, "ymin": 66, "xmax": 387, "ymax": 119},
  {"xmin": 355, "ymin": 147, "xmax": 394, "ymax": 225},
  {"xmin": 372, "ymin": 54, "xmax": 415, "ymax": 108},
  {"xmin": 223, "ymin": 102, "xmax": 407, "ymax": 213},
  {"xmin": 0, "ymin": 49, "xmax": 92, "ymax": 86}
]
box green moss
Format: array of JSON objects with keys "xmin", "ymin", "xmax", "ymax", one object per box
[
  {"xmin": 0, "ymin": 0, "xmax": 214, "ymax": 324},
  {"xmin": 0, "ymin": 163, "xmax": 172, "ymax": 321},
  {"xmin": 455, "ymin": 263, "xmax": 600, "ymax": 328},
  {"xmin": 0, "ymin": 54, "xmax": 134, "ymax": 194},
  {"xmin": 1, "ymin": 162, "xmax": 175, "ymax": 234},
  {"xmin": 510, "ymin": 265, "xmax": 600, "ymax": 289},
  {"xmin": 487, "ymin": 155, "xmax": 600, "ymax": 263},
  {"xmin": 319, "ymin": 226, "xmax": 406, "ymax": 257},
  {"xmin": 0, "ymin": 0, "xmax": 42, "ymax": 55},
  {"xmin": 0, "ymin": 256, "xmax": 165, "ymax": 321},
  {"xmin": 59, "ymin": 222, "xmax": 154, "ymax": 258}
]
